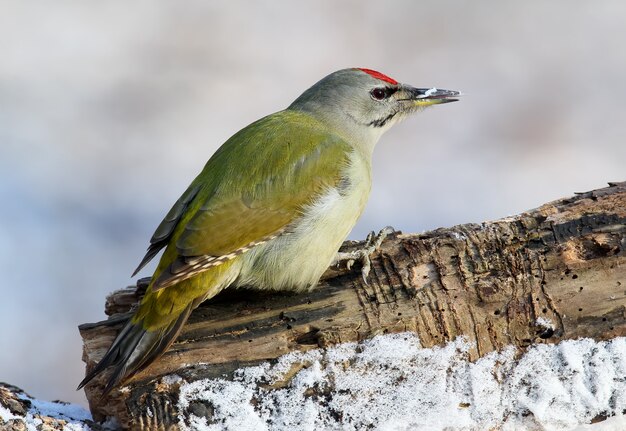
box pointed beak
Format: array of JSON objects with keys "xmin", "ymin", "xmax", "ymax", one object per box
[{"xmin": 398, "ymin": 85, "xmax": 461, "ymax": 107}]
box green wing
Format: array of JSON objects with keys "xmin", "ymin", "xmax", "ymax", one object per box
[{"xmin": 135, "ymin": 109, "xmax": 352, "ymax": 289}]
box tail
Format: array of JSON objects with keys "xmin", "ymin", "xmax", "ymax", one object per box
[{"xmin": 77, "ymin": 303, "xmax": 194, "ymax": 395}]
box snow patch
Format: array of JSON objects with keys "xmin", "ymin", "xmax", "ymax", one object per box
[
  {"xmin": 0, "ymin": 404, "xmax": 19, "ymax": 422},
  {"xmin": 1, "ymin": 389, "xmax": 92, "ymax": 431},
  {"xmin": 162, "ymin": 374, "xmax": 184, "ymax": 385},
  {"xmin": 23, "ymin": 395, "xmax": 92, "ymax": 423},
  {"xmin": 536, "ymin": 316, "xmax": 555, "ymax": 329},
  {"xmin": 176, "ymin": 333, "xmax": 626, "ymax": 431},
  {"xmin": 449, "ymin": 230, "xmax": 467, "ymax": 241}
]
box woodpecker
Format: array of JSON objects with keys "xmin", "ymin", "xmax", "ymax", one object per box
[{"xmin": 78, "ymin": 68, "xmax": 460, "ymax": 393}]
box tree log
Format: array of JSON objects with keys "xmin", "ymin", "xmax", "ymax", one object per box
[{"xmin": 79, "ymin": 182, "xmax": 626, "ymax": 429}]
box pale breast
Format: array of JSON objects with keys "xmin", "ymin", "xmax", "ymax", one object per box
[{"xmin": 236, "ymin": 150, "xmax": 372, "ymax": 291}]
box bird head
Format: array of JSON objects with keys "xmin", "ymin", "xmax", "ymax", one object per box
[{"xmin": 289, "ymin": 68, "xmax": 460, "ymax": 150}]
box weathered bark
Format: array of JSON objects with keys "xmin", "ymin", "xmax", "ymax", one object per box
[{"xmin": 79, "ymin": 182, "xmax": 626, "ymax": 430}]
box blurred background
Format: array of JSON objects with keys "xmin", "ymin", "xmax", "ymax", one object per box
[{"xmin": 1, "ymin": 1, "xmax": 624, "ymax": 407}]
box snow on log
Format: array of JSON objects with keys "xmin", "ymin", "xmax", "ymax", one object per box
[
  {"xmin": 78, "ymin": 182, "xmax": 626, "ymax": 430},
  {"xmin": 0, "ymin": 383, "xmax": 95, "ymax": 431}
]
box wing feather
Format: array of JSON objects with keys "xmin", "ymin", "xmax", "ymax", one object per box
[
  {"xmin": 141, "ymin": 110, "xmax": 351, "ymax": 289},
  {"xmin": 132, "ymin": 184, "xmax": 202, "ymax": 276}
]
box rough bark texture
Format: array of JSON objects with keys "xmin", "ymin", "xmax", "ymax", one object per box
[{"xmin": 79, "ymin": 182, "xmax": 626, "ymax": 430}]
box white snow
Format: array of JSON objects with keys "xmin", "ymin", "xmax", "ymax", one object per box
[
  {"xmin": 162, "ymin": 374, "xmax": 184, "ymax": 385},
  {"xmin": 536, "ymin": 316, "xmax": 555, "ymax": 329},
  {"xmin": 0, "ymin": 390, "xmax": 92, "ymax": 431},
  {"xmin": 0, "ymin": 405, "xmax": 19, "ymax": 422},
  {"xmin": 176, "ymin": 333, "xmax": 626, "ymax": 431},
  {"xmin": 25, "ymin": 396, "xmax": 92, "ymax": 423},
  {"xmin": 573, "ymin": 415, "xmax": 626, "ymax": 430},
  {"xmin": 450, "ymin": 230, "xmax": 468, "ymax": 241}
]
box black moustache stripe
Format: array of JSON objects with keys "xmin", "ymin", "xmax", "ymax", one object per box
[{"xmin": 368, "ymin": 111, "xmax": 397, "ymax": 128}]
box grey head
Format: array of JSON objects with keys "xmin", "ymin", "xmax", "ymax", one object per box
[{"xmin": 288, "ymin": 68, "xmax": 460, "ymax": 148}]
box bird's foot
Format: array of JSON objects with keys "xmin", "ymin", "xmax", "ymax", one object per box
[{"xmin": 333, "ymin": 226, "xmax": 395, "ymax": 284}]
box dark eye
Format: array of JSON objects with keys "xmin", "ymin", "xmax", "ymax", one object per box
[{"xmin": 370, "ymin": 88, "xmax": 388, "ymax": 100}]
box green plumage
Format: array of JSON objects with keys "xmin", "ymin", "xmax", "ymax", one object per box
[
  {"xmin": 176, "ymin": 111, "xmax": 349, "ymax": 255},
  {"xmin": 137, "ymin": 109, "xmax": 351, "ymax": 327}
]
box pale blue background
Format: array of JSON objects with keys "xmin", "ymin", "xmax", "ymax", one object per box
[{"xmin": 1, "ymin": 1, "xmax": 624, "ymax": 406}]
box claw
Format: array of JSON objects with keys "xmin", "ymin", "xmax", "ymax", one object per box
[
  {"xmin": 333, "ymin": 226, "xmax": 396, "ymax": 284},
  {"xmin": 361, "ymin": 256, "xmax": 371, "ymax": 284}
]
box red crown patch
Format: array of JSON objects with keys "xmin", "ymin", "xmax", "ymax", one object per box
[{"xmin": 357, "ymin": 68, "xmax": 398, "ymax": 85}]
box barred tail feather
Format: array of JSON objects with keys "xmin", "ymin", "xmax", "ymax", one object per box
[{"xmin": 77, "ymin": 304, "xmax": 194, "ymax": 394}]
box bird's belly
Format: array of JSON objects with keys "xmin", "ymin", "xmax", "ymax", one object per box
[{"xmin": 237, "ymin": 178, "xmax": 370, "ymax": 292}]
